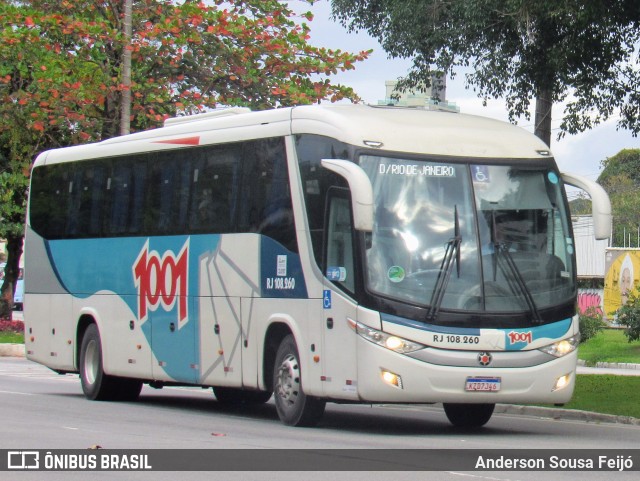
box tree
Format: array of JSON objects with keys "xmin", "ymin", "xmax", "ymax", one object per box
[
  {"xmin": 331, "ymin": 0, "xmax": 640, "ymax": 145},
  {"xmin": 0, "ymin": 0, "xmax": 370, "ymax": 317},
  {"xmin": 615, "ymin": 288, "xmax": 640, "ymax": 343},
  {"xmin": 596, "ymin": 149, "xmax": 640, "ymax": 247},
  {"xmin": 598, "ymin": 149, "xmax": 640, "ymax": 188}
]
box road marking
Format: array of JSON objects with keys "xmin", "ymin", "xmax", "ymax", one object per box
[{"xmin": 0, "ymin": 389, "xmax": 34, "ymax": 396}]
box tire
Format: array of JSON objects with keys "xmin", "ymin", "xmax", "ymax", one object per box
[
  {"xmin": 443, "ymin": 403, "xmax": 495, "ymax": 427},
  {"xmin": 213, "ymin": 386, "xmax": 272, "ymax": 405},
  {"xmin": 273, "ymin": 334, "xmax": 325, "ymax": 427},
  {"xmin": 79, "ymin": 324, "xmax": 142, "ymax": 402}
]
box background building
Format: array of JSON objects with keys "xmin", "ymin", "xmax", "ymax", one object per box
[{"xmin": 378, "ymin": 75, "xmax": 459, "ymax": 112}]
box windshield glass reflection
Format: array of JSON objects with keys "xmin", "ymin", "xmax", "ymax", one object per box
[{"xmin": 360, "ymin": 156, "xmax": 574, "ymax": 318}]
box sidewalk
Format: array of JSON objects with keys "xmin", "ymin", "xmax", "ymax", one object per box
[{"xmin": 0, "ymin": 342, "xmax": 24, "ymax": 357}]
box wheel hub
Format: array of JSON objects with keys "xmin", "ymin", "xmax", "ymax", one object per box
[{"xmin": 276, "ymin": 354, "xmax": 300, "ymax": 406}]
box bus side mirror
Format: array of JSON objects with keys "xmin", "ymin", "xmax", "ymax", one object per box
[
  {"xmin": 321, "ymin": 159, "xmax": 374, "ymax": 232},
  {"xmin": 561, "ymin": 172, "xmax": 612, "ymax": 240}
]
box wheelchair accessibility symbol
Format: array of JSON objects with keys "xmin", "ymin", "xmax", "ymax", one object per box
[
  {"xmin": 472, "ymin": 165, "xmax": 490, "ymax": 183},
  {"xmin": 323, "ymin": 290, "xmax": 332, "ymax": 309}
]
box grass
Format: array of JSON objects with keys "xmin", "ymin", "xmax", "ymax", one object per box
[
  {"xmin": 0, "ymin": 330, "xmax": 23, "ymax": 343},
  {"xmin": 536, "ymin": 374, "xmax": 640, "ymax": 419},
  {"xmin": 577, "ymin": 328, "xmax": 640, "ymax": 366}
]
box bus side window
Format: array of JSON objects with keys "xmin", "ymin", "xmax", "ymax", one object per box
[
  {"xmin": 29, "ymin": 165, "xmax": 70, "ymax": 239},
  {"xmin": 240, "ymin": 139, "xmax": 297, "ymax": 252},
  {"xmin": 189, "ymin": 147, "xmax": 239, "ymax": 233}
]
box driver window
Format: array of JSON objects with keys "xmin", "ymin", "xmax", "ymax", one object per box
[{"xmin": 325, "ymin": 193, "xmax": 355, "ymax": 294}]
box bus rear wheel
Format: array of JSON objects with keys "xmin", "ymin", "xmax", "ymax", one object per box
[
  {"xmin": 79, "ymin": 324, "xmax": 142, "ymax": 402},
  {"xmin": 443, "ymin": 403, "xmax": 495, "ymax": 427},
  {"xmin": 273, "ymin": 335, "xmax": 325, "ymax": 427}
]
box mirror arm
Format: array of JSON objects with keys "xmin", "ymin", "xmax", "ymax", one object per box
[
  {"xmin": 561, "ymin": 172, "xmax": 612, "ymax": 240},
  {"xmin": 321, "ymin": 159, "xmax": 374, "ymax": 231}
]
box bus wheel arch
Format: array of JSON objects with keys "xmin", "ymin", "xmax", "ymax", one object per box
[
  {"xmin": 262, "ymin": 322, "xmax": 292, "ymax": 392},
  {"xmin": 76, "ymin": 315, "xmax": 96, "ymax": 370}
]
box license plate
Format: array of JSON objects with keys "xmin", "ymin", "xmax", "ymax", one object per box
[{"xmin": 465, "ymin": 377, "xmax": 501, "ymax": 392}]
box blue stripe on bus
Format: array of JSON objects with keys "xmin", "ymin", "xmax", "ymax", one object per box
[
  {"xmin": 381, "ymin": 312, "xmax": 573, "ymax": 350},
  {"xmin": 45, "ymin": 234, "xmax": 308, "ymax": 382}
]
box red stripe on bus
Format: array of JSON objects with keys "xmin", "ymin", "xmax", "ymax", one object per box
[{"xmin": 153, "ymin": 136, "xmax": 200, "ymax": 145}]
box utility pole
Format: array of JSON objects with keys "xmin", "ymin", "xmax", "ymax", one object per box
[{"xmin": 120, "ymin": 0, "xmax": 133, "ymax": 135}]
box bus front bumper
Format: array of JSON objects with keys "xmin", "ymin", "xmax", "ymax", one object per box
[{"xmin": 354, "ymin": 336, "xmax": 577, "ymax": 405}]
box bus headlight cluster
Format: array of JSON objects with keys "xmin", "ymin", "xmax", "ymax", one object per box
[
  {"xmin": 538, "ymin": 335, "xmax": 580, "ymax": 357},
  {"xmin": 348, "ymin": 319, "xmax": 425, "ymax": 354}
]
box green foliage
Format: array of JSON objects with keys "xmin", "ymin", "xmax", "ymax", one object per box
[
  {"xmin": 578, "ymin": 307, "xmax": 606, "ymax": 344},
  {"xmin": 568, "ymin": 195, "xmax": 591, "ymax": 216},
  {"xmin": 597, "ymin": 149, "xmax": 640, "ymax": 247},
  {"xmin": 331, "ymin": 0, "xmax": 640, "ymax": 139},
  {"xmin": 615, "ymin": 288, "xmax": 640, "ymax": 342},
  {"xmin": 599, "ymin": 149, "xmax": 640, "ymax": 187}
]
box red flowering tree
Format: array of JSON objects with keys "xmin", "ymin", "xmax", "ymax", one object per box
[{"xmin": 0, "ymin": 0, "xmax": 370, "ymax": 318}]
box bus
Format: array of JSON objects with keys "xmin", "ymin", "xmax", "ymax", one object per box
[{"xmin": 24, "ymin": 104, "xmax": 611, "ymax": 428}]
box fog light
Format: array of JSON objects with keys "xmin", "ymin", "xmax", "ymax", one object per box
[
  {"xmin": 381, "ymin": 369, "xmax": 403, "ymax": 389},
  {"xmin": 553, "ymin": 373, "xmax": 571, "ymax": 392}
]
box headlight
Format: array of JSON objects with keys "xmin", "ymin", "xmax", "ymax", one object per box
[
  {"xmin": 538, "ymin": 334, "xmax": 580, "ymax": 357},
  {"xmin": 348, "ymin": 319, "xmax": 425, "ymax": 354}
]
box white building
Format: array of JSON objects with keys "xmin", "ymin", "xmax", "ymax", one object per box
[
  {"xmin": 378, "ymin": 76, "xmax": 459, "ymax": 112},
  {"xmin": 572, "ymin": 215, "xmax": 609, "ymax": 278}
]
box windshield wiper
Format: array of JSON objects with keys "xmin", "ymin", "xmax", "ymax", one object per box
[
  {"xmin": 427, "ymin": 206, "xmax": 461, "ymax": 322},
  {"xmin": 490, "ymin": 211, "xmax": 542, "ymax": 323}
]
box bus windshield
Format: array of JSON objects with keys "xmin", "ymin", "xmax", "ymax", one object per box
[{"xmin": 361, "ymin": 155, "xmax": 575, "ymax": 319}]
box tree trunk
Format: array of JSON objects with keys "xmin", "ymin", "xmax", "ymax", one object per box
[
  {"xmin": 534, "ymin": 89, "xmax": 553, "ymax": 147},
  {"xmin": 0, "ymin": 235, "xmax": 24, "ymax": 320}
]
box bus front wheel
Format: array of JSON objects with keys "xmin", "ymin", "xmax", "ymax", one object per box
[
  {"xmin": 79, "ymin": 324, "xmax": 142, "ymax": 402},
  {"xmin": 273, "ymin": 335, "xmax": 325, "ymax": 426},
  {"xmin": 443, "ymin": 403, "xmax": 495, "ymax": 427}
]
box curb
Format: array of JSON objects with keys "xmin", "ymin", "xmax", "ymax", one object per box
[
  {"xmin": 495, "ymin": 404, "xmax": 640, "ymax": 426},
  {"xmin": 577, "ymin": 358, "xmax": 640, "ymax": 370},
  {"xmin": 0, "ymin": 343, "xmax": 25, "ymax": 357}
]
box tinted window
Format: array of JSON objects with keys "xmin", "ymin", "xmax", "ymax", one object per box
[
  {"xmin": 295, "ymin": 135, "xmax": 351, "ymax": 265},
  {"xmin": 29, "ymin": 138, "xmax": 296, "ymax": 250},
  {"xmin": 240, "ymin": 138, "xmax": 297, "ymax": 252}
]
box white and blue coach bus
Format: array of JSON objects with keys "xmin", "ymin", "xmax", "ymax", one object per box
[{"xmin": 24, "ymin": 105, "xmax": 611, "ymax": 427}]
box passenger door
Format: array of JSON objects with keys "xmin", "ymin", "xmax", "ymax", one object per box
[{"xmin": 321, "ymin": 189, "xmax": 359, "ymax": 399}]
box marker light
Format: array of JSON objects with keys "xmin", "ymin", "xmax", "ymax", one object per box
[
  {"xmin": 347, "ymin": 319, "xmax": 425, "ymax": 354},
  {"xmin": 381, "ymin": 369, "xmax": 403, "ymax": 389},
  {"xmin": 538, "ymin": 335, "xmax": 580, "ymax": 357},
  {"xmin": 553, "ymin": 373, "xmax": 571, "ymax": 392}
]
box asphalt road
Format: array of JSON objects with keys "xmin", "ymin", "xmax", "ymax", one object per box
[{"xmin": 0, "ymin": 357, "xmax": 638, "ymax": 481}]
